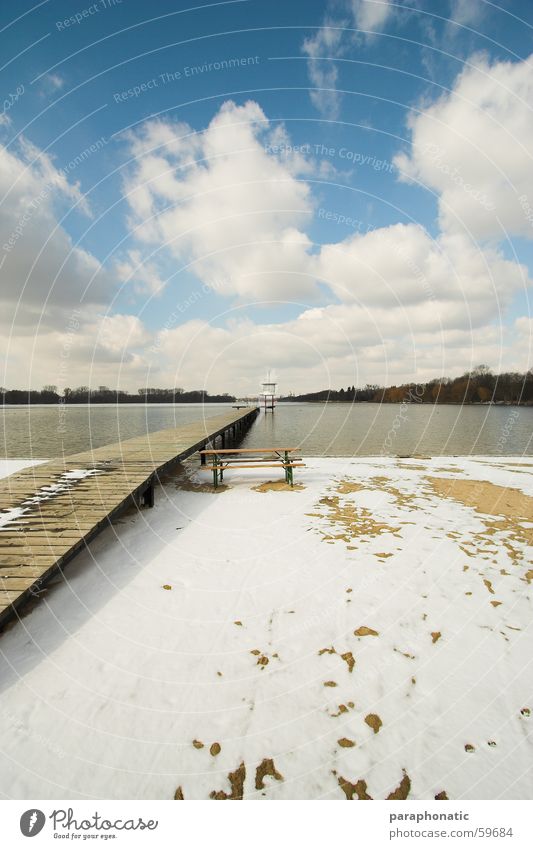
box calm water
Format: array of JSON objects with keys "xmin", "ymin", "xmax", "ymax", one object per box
[{"xmin": 0, "ymin": 402, "xmax": 531, "ymax": 458}]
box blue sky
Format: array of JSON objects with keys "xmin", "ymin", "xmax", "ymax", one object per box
[{"xmin": 1, "ymin": 0, "xmax": 532, "ymax": 393}]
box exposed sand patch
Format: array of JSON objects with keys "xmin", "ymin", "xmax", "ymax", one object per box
[
  {"xmin": 330, "ymin": 703, "xmax": 354, "ymax": 717},
  {"xmin": 210, "ymin": 763, "xmax": 246, "ymax": 800},
  {"xmin": 365, "ymin": 714, "xmax": 383, "ymax": 734},
  {"xmin": 354, "ymin": 626, "xmax": 379, "ymax": 637},
  {"xmin": 255, "ymin": 758, "xmax": 283, "ymax": 790},
  {"xmin": 341, "ymin": 651, "xmax": 355, "ymax": 673},
  {"xmin": 427, "ymin": 478, "xmax": 533, "ymax": 561},
  {"xmin": 318, "ymin": 646, "xmax": 355, "ymax": 673},
  {"xmin": 387, "ymin": 770, "xmax": 411, "ymax": 800},
  {"xmin": 335, "ymin": 769, "xmax": 410, "ymax": 800},
  {"xmin": 336, "ymin": 481, "xmax": 366, "ymax": 495},
  {"xmin": 310, "ymin": 481, "xmax": 400, "ymax": 545},
  {"xmin": 427, "ymin": 477, "xmax": 532, "ymax": 526},
  {"xmin": 369, "ymin": 475, "xmax": 421, "ymax": 509},
  {"xmin": 252, "ymin": 480, "xmax": 305, "ymax": 492},
  {"xmin": 337, "ymin": 775, "xmax": 373, "ymax": 800}
]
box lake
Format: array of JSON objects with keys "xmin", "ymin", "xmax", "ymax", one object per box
[{"xmin": 0, "ymin": 402, "xmax": 531, "ymax": 458}]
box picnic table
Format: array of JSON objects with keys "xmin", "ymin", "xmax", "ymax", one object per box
[{"xmin": 199, "ymin": 447, "xmax": 305, "ymax": 488}]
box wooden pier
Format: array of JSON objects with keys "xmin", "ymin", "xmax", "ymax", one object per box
[{"xmin": 0, "ymin": 407, "xmax": 259, "ymax": 628}]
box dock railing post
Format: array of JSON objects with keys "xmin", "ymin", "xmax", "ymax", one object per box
[{"xmin": 145, "ymin": 478, "xmax": 155, "ymax": 507}]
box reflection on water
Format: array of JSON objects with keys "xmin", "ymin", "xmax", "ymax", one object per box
[
  {"xmin": 241, "ymin": 403, "xmax": 532, "ymax": 457},
  {"xmin": 0, "ymin": 402, "xmax": 531, "ymax": 458},
  {"xmin": 0, "ymin": 404, "xmax": 234, "ymax": 458}
]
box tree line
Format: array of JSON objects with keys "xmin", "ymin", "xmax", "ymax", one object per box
[
  {"xmin": 284, "ymin": 366, "xmax": 533, "ymax": 405},
  {"xmin": 0, "ymin": 386, "xmax": 236, "ymax": 404},
  {"xmin": 2, "ymin": 366, "xmax": 533, "ymax": 405}
]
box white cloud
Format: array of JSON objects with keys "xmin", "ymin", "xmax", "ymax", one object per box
[
  {"xmin": 448, "ymin": 0, "xmax": 485, "ymax": 27},
  {"xmin": 302, "ymin": 23, "xmax": 345, "ymax": 120},
  {"xmin": 317, "ymin": 222, "xmax": 528, "ymax": 315},
  {"xmin": 122, "ymin": 100, "xmax": 317, "ymax": 302},
  {"xmin": 0, "ymin": 134, "xmax": 155, "ymax": 390},
  {"xmin": 302, "ymin": 1, "xmax": 397, "ymax": 118},
  {"xmin": 147, "ymin": 301, "xmax": 532, "ymax": 395},
  {"xmin": 0, "ymin": 312, "xmax": 153, "ymax": 391},
  {"xmin": 0, "ymin": 137, "xmax": 112, "ymax": 326},
  {"xmin": 40, "ymin": 73, "xmax": 64, "ymax": 94},
  {"xmin": 394, "ymin": 53, "xmax": 533, "ymax": 241},
  {"xmin": 115, "ymin": 249, "xmax": 167, "ymax": 296},
  {"xmin": 351, "ymin": 0, "xmax": 394, "ymax": 31}
]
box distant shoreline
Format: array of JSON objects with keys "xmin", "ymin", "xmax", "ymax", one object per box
[
  {"xmin": 281, "ymin": 399, "xmax": 532, "ymax": 407},
  {"xmin": 0, "ymin": 400, "xmax": 532, "ymax": 407}
]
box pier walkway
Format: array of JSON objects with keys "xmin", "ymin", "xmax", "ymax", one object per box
[{"xmin": 0, "ymin": 407, "xmax": 258, "ymax": 628}]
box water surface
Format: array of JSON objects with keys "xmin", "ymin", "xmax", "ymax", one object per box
[{"xmin": 1, "ymin": 402, "xmax": 531, "ymax": 458}]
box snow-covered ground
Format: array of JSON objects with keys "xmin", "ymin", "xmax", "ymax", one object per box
[{"xmin": 0, "ymin": 456, "xmax": 531, "ymax": 800}]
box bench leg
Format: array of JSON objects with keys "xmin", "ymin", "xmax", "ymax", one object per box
[
  {"xmin": 212, "ymin": 453, "xmax": 220, "ymax": 488},
  {"xmin": 283, "ymin": 451, "xmax": 293, "ymax": 486}
]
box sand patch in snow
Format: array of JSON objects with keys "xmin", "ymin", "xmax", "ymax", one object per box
[
  {"xmin": 336, "ymin": 775, "xmax": 373, "ymax": 800},
  {"xmin": 210, "ymin": 763, "xmax": 246, "ymax": 799},
  {"xmin": 252, "ymin": 480, "xmax": 305, "ymax": 492},
  {"xmin": 310, "ymin": 481, "xmax": 401, "ymax": 545},
  {"xmin": 354, "ymin": 626, "xmax": 379, "ymax": 637},
  {"xmin": 318, "ymin": 646, "xmax": 355, "ymax": 673},
  {"xmin": 364, "ymin": 714, "xmax": 383, "ymax": 734},
  {"xmin": 427, "ymin": 477, "xmax": 532, "ymax": 522},
  {"xmin": 427, "ymin": 477, "xmax": 533, "ymax": 549},
  {"xmin": 341, "ymin": 475, "xmax": 419, "ymax": 511},
  {"xmin": 255, "ymin": 758, "xmax": 283, "ymax": 789},
  {"xmin": 335, "ymin": 769, "xmax": 411, "ymax": 800}
]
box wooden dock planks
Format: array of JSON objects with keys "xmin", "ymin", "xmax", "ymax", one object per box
[{"xmin": 0, "ymin": 407, "xmax": 258, "ymax": 627}]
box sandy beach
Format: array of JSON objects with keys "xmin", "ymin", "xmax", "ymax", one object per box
[{"xmin": 0, "ymin": 456, "xmax": 531, "ymax": 800}]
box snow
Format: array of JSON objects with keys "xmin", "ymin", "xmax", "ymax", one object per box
[
  {"xmin": 0, "ymin": 459, "xmax": 45, "ymax": 477},
  {"xmin": 0, "ymin": 456, "xmax": 531, "ymax": 800},
  {"xmin": 0, "ymin": 465, "xmax": 100, "ymax": 529}
]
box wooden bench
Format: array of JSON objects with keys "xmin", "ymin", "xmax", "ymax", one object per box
[{"xmin": 199, "ymin": 447, "xmax": 305, "ymax": 488}]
